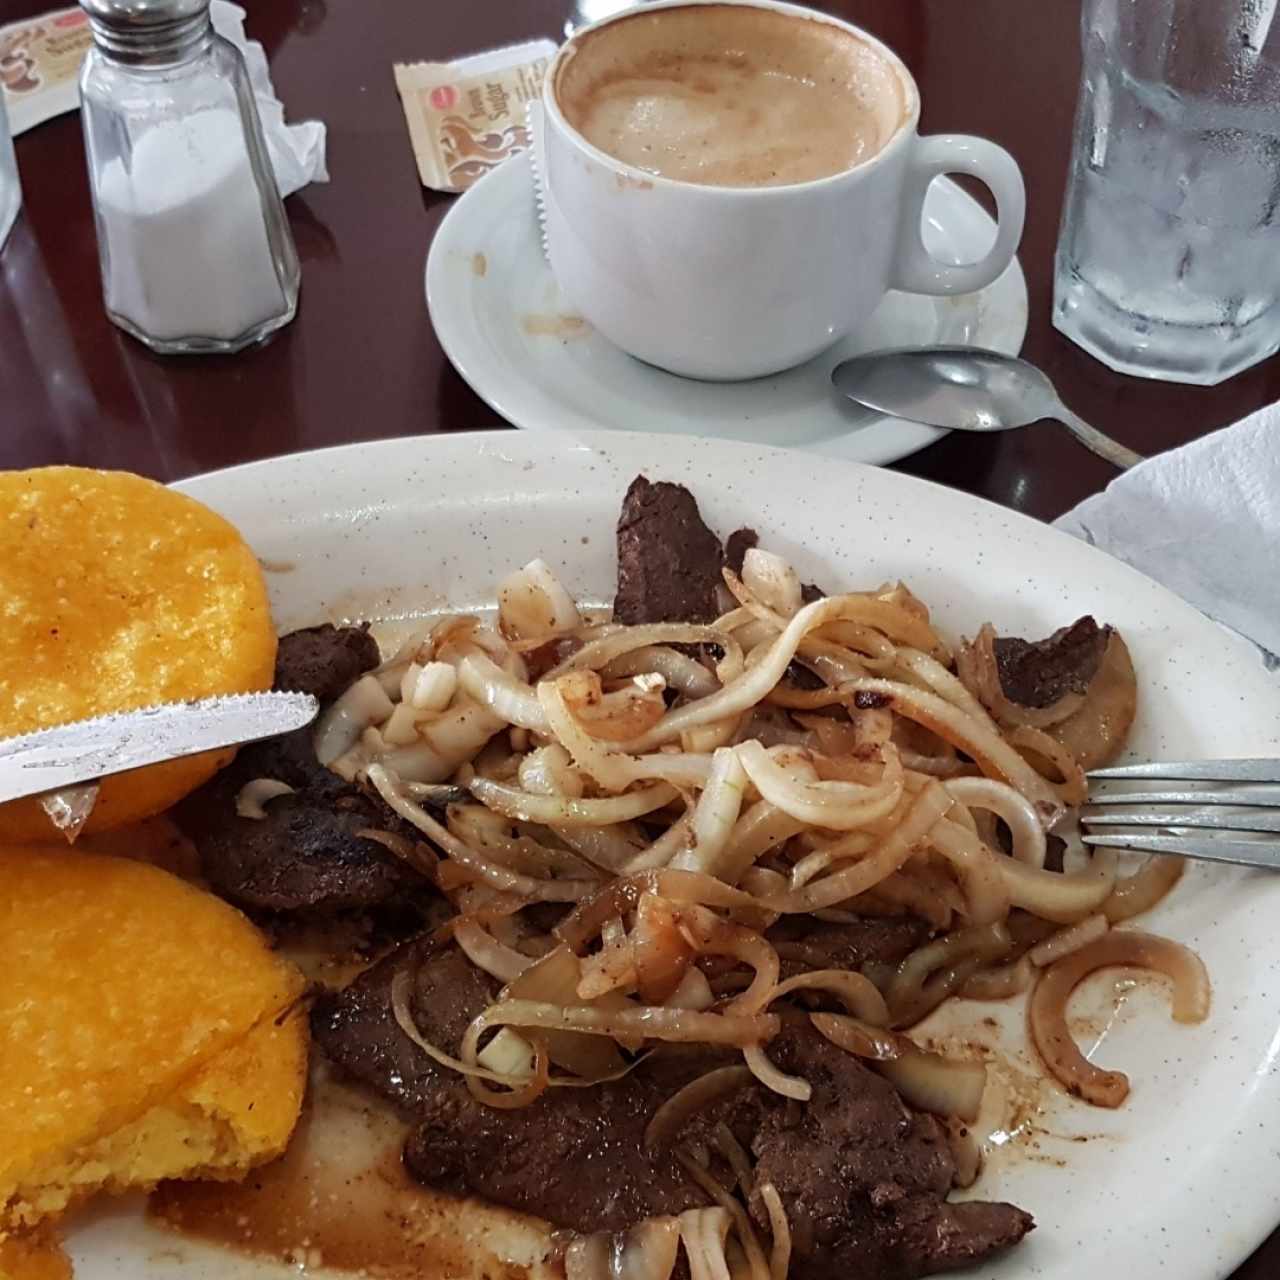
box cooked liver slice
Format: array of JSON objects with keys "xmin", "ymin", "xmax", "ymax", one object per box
[
  {"xmin": 404, "ymin": 1053, "xmax": 717, "ymax": 1231},
  {"xmin": 724, "ymin": 527, "xmax": 759, "ymax": 575},
  {"xmin": 614, "ymin": 476, "xmax": 727, "ymax": 624},
  {"xmin": 313, "ymin": 940, "xmax": 495, "ymax": 1111},
  {"xmin": 725, "ymin": 1024, "xmax": 1033, "ymax": 1279},
  {"xmin": 993, "ymin": 616, "xmax": 1111, "ymax": 709},
  {"xmin": 274, "ymin": 622, "xmax": 382, "ymax": 703},
  {"xmin": 177, "ymin": 625, "xmax": 429, "ymax": 915},
  {"xmin": 615, "ymin": 478, "xmax": 825, "ymax": 624},
  {"xmin": 313, "ymin": 943, "xmax": 1033, "ymax": 1279}
]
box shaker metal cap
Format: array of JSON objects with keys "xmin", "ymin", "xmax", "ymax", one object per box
[
  {"xmin": 79, "ymin": 0, "xmax": 213, "ymax": 62},
  {"xmin": 79, "ymin": 0, "xmax": 210, "ymax": 29}
]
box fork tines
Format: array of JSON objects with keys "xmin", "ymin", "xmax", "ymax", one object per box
[
  {"xmin": 1080, "ymin": 758, "xmax": 1280, "ymax": 870},
  {"xmin": 1088, "ymin": 758, "xmax": 1280, "ymax": 783}
]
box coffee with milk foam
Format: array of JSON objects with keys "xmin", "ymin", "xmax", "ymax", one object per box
[{"xmin": 554, "ymin": 4, "xmax": 910, "ymax": 188}]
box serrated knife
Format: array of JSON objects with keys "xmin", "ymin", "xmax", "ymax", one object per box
[{"xmin": 0, "ymin": 691, "xmax": 319, "ymax": 805}]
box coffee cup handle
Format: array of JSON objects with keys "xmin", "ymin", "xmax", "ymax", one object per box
[{"xmin": 891, "ymin": 135, "xmax": 1026, "ymax": 296}]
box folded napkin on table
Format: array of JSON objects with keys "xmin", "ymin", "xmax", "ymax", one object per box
[{"xmin": 1054, "ymin": 405, "xmax": 1280, "ymax": 666}]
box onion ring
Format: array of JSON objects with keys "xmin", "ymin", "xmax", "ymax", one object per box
[
  {"xmin": 1007, "ymin": 724, "xmax": 1089, "ymax": 805},
  {"xmin": 809, "ymin": 1012, "xmax": 909, "ymax": 1061},
  {"xmin": 1029, "ymin": 929, "xmax": 1210, "ymax": 1106},
  {"xmin": 736, "ymin": 740, "xmax": 905, "ymax": 832},
  {"xmin": 838, "ymin": 677, "xmax": 1064, "ymax": 825},
  {"xmin": 678, "ymin": 1207, "xmax": 733, "ymax": 1280},
  {"xmin": 926, "ymin": 819, "xmax": 1012, "ymax": 926},
  {"xmin": 943, "ymin": 776, "xmax": 1047, "ymax": 868},
  {"xmin": 367, "ymin": 764, "xmax": 597, "ymax": 902},
  {"xmin": 767, "ymin": 968, "xmax": 890, "ymax": 1025},
  {"xmin": 235, "ymin": 777, "xmax": 295, "ymax": 819},
  {"xmin": 470, "ymin": 775, "xmax": 678, "ymax": 827},
  {"xmin": 453, "ymin": 649, "xmax": 549, "ymax": 732},
  {"xmin": 999, "ymin": 848, "xmax": 1119, "ymax": 924},
  {"xmin": 454, "ymin": 919, "xmax": 533, "ymax": 983},
  {"xmin": 606, "ymin": 645, "xmax": 721, "ymax": 698},
  {"xmin": 555, "ymin": 870, "xmax": 770, "ymax": 952},
  {"xmin": 960, "ymin": 956, "xmax": 1035, "ymax": 1001},
  {"xmin": 547, "ymin": 623, "xmax": 745, "ymax": 685},
  {"xmin": 776, "ymin": 781, "xmax": 954, "ymax": 913},
  {"xmin": 758, "ymin": 1183, "xmax": 791, "ymax": 1280},
  {"xmin": 874, "ymin": 1050, "xmax": 987, "ymax": 1122},
  {"xmin": 894, "ymin": 647, "xmax": 996, "ymax": 725},
  {"xmin": 1102, "ymin": 854, "xmax": 1185, "ymax": 923},
  {"xmin": 956, "ymin": 624, "xmax": 1086, "ymax": 729},
  {"xmin": 743, "ymin": 1044, "xmax": 811, "ymax": 1101},
  {"xmin": 644, "ymin": 1066, "xmax": 754, "ymax": 1150},
  {"xmin": 673, "ymin": 747, "xmax": 749, "ymax": 876},
  {"xmin": 622, "ymin": 592, "xmax": 950, "ymax": 753},
  {"xmin": 677, "ymin": 904, "xmax": 780, "ymax": 1016},
  {"xmin": 675, "ymin": 1150, "xmax": 773, "ymax": 1280},
  {"xmin": 473, "ymin": 997, "xmax": 779, "ymax": 1047},
  {"xmin": 1029, "ymin": 914, "xmax": 1109, "ymax": 968},
  {"xmin": 887, "ymin": 923, "xmax": 1013, "ymax": 1027}
]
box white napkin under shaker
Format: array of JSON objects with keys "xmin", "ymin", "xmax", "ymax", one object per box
[
  {"xmin": 0, "ymin": 3, "xmax": 324, "ymax": 196},
  {"xmin": 209, "ymin": 1, "xmax": 326, "ymax": 197}
]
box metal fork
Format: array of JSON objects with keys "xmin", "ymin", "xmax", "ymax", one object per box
[{"xmin": 1079, "ymin": 758, "xmax": 1280, "ymax": 870}]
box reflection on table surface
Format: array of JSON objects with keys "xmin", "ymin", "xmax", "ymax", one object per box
[{"xmin": 0, "ymin": 1, "xmax": 1276, "ymax": 1277}]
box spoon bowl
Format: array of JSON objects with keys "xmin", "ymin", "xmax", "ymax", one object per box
[{"xmin": 832, "ymin": 346, "xmax": 1142, "ymax": 469}]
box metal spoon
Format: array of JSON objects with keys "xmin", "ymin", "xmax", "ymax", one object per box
[{"xmin": 831, "ymin": 346, "xmax": 1143, "ymax": 470}]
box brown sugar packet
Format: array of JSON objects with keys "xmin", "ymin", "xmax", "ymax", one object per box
[{"xmin": 394, "ymin": 39, "xmax": 557, "ymax": 193}]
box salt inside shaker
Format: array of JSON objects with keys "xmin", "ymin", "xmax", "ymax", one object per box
[{"xmin": 78, "ymin": 0, "xmax": 300, "ymax": 354}]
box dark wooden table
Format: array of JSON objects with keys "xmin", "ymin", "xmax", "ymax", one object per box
[
  {"xmin": 6, "ymin": 0, "xmax": 1280, "ymax": 522},
  {"xmin": 0, "ymin": 0, "xmax": 1274, "ymax": 1274}
]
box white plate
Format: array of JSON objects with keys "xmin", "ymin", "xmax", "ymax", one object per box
[
  {"xmin": 425, "ymin": 153, "xmax": 1028, "ymax": 467},
  {"xmin": 72, "ymin": 430, "xmax": 1279, "ymax": 1280}
]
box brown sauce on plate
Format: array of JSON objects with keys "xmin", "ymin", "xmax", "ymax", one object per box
[{"xmin": 149, "ymin": 1068, "xmax": 554, "ymax": 1280}]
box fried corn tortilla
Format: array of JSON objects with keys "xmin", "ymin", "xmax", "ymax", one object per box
[
  {"xmin": 0, "ymin": 467, "xmax": 276, "ymax": 842},
  {"xmin": 0, "ymin": 847, "xmax": 306, "ymax": 1233}
]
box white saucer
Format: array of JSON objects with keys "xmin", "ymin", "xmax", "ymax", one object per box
[{"xmin": 426, "ymin": 152, "xmax": 1028, "ymax": 466}]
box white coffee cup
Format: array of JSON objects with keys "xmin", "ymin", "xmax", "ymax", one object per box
[{"xmin": 540, "ymin": 0, "xmax": 1026, "ymax": 381}]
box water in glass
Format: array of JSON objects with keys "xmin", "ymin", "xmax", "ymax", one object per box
[{"xmin": 1054, "ymin": 0, "xmax": 1280, "ymax": 384}]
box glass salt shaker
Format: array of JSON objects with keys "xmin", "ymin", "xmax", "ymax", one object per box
[{"xmin": 78, "ymin": 0, "xmax": 300, "ymax": 354}]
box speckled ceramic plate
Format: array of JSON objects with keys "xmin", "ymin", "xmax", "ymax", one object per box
[
  {"xmin": 425, "ymin": 152, "xmax": 1028, "ymax": 467},
  {"xmin": 71, "ymin": 431, "xmax": 1280, "ymax": 1280}
]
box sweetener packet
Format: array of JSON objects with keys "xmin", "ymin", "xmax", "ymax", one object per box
[
  {"xmin": 394, "ymin": 39, "xmax": 556, "ymax": 193},
  {"xmin": 1, "ymin": 7, "xmax": 90, "ymax": 136}
]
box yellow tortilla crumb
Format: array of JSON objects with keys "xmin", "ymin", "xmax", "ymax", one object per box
[{"xmin": 0, "ymin": 1226, "xmax": 72, "ymax": 1280}]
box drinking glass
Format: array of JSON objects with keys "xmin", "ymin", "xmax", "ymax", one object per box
[
  {"xmin": 0, "ymin": 92, "xmax": 22, "ymax": 252},
  {"xmin": 1054, "ymin": 0, "xmax": 1280, "ymax": 385}
]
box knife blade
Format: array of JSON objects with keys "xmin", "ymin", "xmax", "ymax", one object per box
[{"xmin": 0, "ymin": 691, "xmax": 320, "ymax": 805}]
